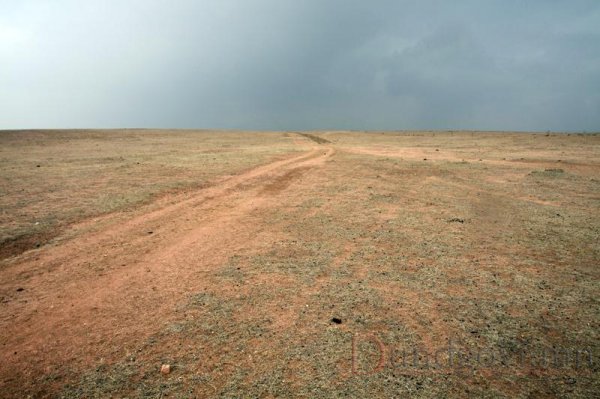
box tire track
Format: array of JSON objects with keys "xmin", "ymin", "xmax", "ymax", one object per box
[{"xmin": 0, "ymin": 146, "xmax": 335, "ymax": 393}]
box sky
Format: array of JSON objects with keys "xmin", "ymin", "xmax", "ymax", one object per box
[{"xmin": 1, "ymin": 0, "xmax": 599, "ymax": 131}]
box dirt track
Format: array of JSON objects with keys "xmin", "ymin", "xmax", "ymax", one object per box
[
  {"xmin": 1, "ymin": 131, "xmax": 598, "ymax": 397},
  {"xmin": 0, "ymin": 141, "xmax": 333, "ymax": 392}
]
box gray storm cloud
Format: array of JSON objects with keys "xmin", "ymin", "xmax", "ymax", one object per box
[{"xmin": 1, "ymin": 0, "xmax": 599, "ymax": 131}]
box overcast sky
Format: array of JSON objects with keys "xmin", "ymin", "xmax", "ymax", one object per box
[{"xmin": 1, "ymin": 1, "xmax": 599, "ymax": 131}]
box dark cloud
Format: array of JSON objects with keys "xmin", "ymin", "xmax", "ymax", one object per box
[{"xmin": 1, "ymin": 0, "xmax": 598, "ymax": 131}]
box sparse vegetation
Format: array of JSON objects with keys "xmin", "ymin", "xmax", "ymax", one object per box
[
  {"xmin": 0, "ymin": 129, "xmax": 300, "ymax": 259},
  {"xmin": 1, "ymin": 130, "xmax": 598, "ymax": 397}
]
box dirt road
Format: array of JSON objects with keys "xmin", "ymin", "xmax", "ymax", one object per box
[
  {"xmin": 1, "ymin": 131, "xmax": 598, "ymax": 397},
  {"xmin": 0, "ymin": 140, "xmax": 333, "ymax": 393}
]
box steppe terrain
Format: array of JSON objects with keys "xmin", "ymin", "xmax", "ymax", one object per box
[{"xmin": 0, "ymin": 130, "xmax": 598, "ymax": 397}]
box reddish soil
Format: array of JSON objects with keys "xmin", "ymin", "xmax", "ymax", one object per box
[{"xmin": 0, "ymin": 143, "xmax": 331, "ymax": 393}]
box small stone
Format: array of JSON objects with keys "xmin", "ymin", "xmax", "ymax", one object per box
[{"xmin": 161, "ymin": 364, "xmax": 171, "ymax": 374}]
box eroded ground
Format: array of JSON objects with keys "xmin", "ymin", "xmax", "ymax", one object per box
[{"xmin": 0, "ymin": 130, "xmax": 598, "ymax": 398}]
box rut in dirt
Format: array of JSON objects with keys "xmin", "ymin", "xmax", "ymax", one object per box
[
  {"xmin": 0, "ymin": 146, "xmax": 334, "ymax": 394},
  {"xmin": 297, "ymin": 132, "xmax": 331, "ymax": 144}
]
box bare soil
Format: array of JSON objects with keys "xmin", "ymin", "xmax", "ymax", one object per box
[{"xmin": 0, "ymin": 130, "xmax": 598, "ymax": 398}]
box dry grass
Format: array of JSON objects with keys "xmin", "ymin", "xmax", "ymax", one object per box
[
  {"xmin": 0, "ymin": 129, "xmax": 300, "ymax": 258},
  {"xmin": 1, "ymin": 130, "xmax": 598, "ymax": 398}
]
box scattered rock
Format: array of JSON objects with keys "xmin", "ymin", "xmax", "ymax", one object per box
[
  {"xmin": 435, "ymin": 149, "xmax": 439, "ymax": 151},
  {"xmin": 160, "ymin": 364, "xmax": 171, "ymax": 374},
  {"xmin": 147, "ymin": 231, "xmax": 153, "ymax": 234},
  {"xmin": 16, "ymin": 288, "xmax": 24, "ymax": 292},
  {"xmin": 331, "ymin": 317, "xmax": 342, "ymax": 324},
  {"xmin": 423, "ymin": 158, "xmax": 427, "ymax": 161},
  {"xmin": 447, "ymin": 218, "xmax": 464, "ymax": 223},
  {"xmin": 36, "ymin": 165, "xmax": 41, "ymax": 168}
]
